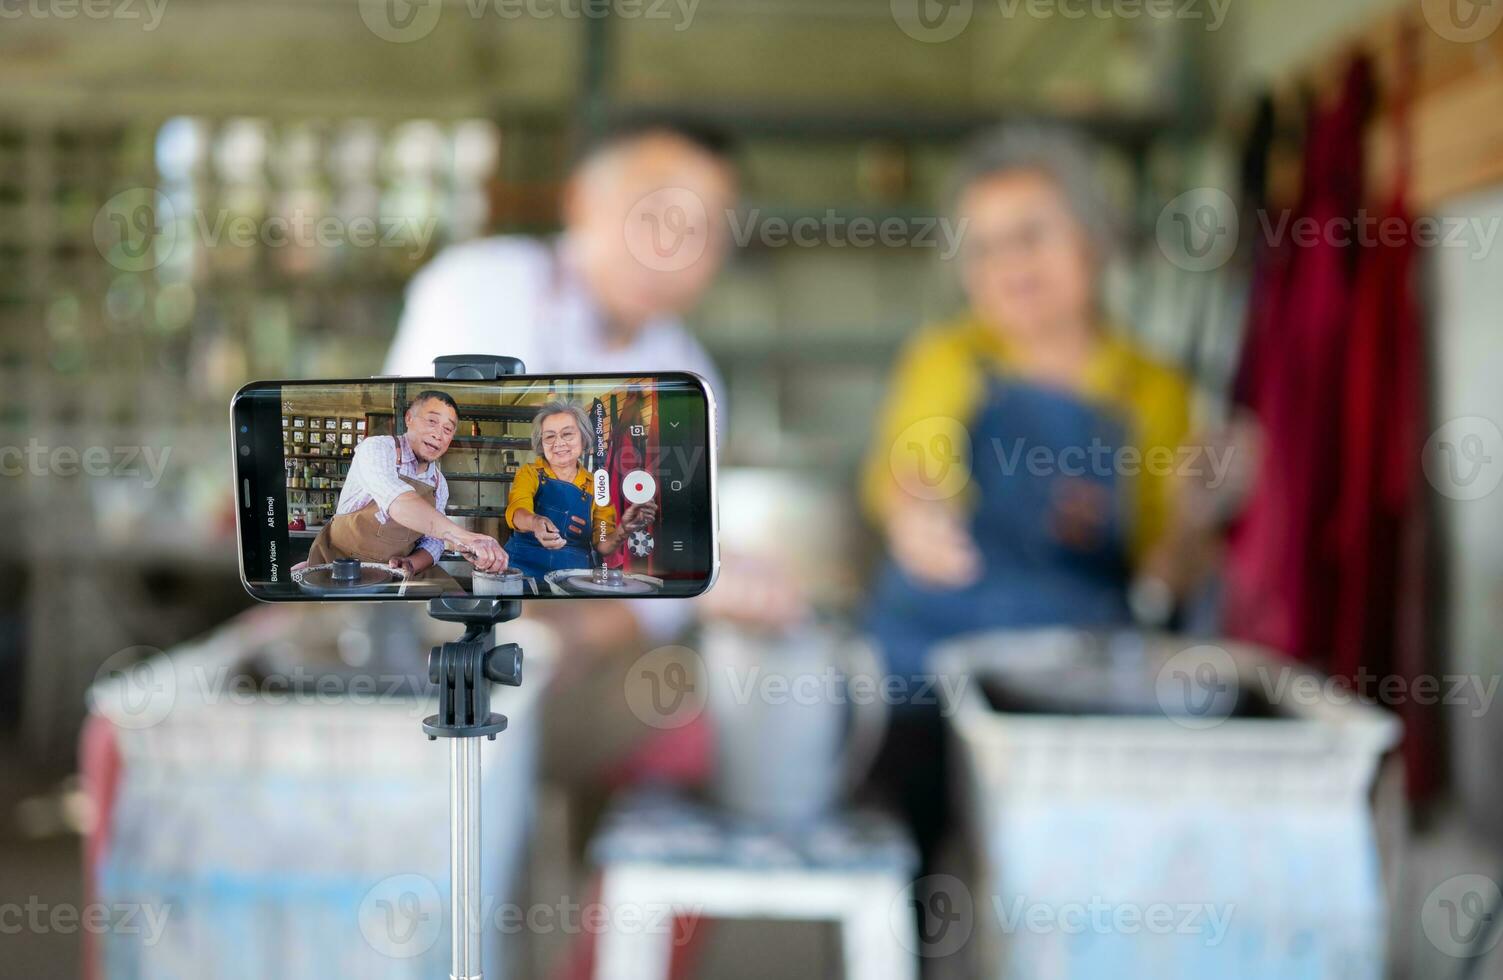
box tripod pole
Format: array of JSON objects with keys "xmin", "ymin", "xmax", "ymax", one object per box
[
  {"xmin": 424, "ymin": 596, "xmax": 524, "ymax": 980},
  {"xmin": 450, "ymin": 737, "xmax": 483, "ymax": 980}
]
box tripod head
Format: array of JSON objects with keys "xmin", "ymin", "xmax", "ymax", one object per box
[{"xmin": 421, "ymin": 596, "xmax": 523, "ymax": 740}]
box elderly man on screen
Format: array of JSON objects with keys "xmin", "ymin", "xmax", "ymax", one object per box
[
  {"xmin": 305, "ymin": 390, "xmax": 508, "ymax": 589},
  {"xmin": 503, "ymin": 400, "xmax": 657, "ymax": 579}
]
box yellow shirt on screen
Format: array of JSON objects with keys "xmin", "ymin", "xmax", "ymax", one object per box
[
  {"xmin": 505, "ymin": 458, "xmax": 619, "ymax": 542},
  {"xmin": 859, "ymin": 314, "xmax": 1193, "ymax": 563}
]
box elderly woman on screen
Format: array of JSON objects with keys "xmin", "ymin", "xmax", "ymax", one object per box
[{"xmin": 503, "ymin": 400, "xmax": 657, "ymax": 578}]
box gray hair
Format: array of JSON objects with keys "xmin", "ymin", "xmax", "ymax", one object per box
[
  {"xmin": 949, "ymin": 124, "xmax": 1121, "ymax": 260},
  {"xmin": 530, "ymin": 400, "xmax": 594, "ymax": 462}
]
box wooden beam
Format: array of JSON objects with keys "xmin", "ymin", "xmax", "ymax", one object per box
[{"xmin": 1285, "ymin": 6, "xmax": 1503, "ymax": 208}]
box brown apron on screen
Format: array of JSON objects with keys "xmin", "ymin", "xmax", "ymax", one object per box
[{"xmin": 306, "ymin": 435, "xmax": 461, "ymax": 593}]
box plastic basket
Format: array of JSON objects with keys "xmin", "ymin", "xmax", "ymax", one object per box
[
  {"xmin": 88, "ymin": 611, "xmax": 553, "ymax": 980},
  {"xmin": 934, "ymin": 629, "xmax": 1400, "ymax": 980}
]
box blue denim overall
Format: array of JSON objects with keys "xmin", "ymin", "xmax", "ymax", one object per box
[
  {"xmin": 868, "ymin": 373, "xmax": 1135, "ymax": 679},
  {"xmin": 504, "ymin": 469, "xmax": 594, "ymax": 577}
]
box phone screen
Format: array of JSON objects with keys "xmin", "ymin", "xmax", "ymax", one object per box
[{"xmin": 232, "ymin": 373, "xmax": 716, "ymax": 600}]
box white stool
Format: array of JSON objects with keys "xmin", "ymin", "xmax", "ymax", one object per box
[{"xmin": 590, "ymin": 791, "xmax": 918, "ymax": 980}]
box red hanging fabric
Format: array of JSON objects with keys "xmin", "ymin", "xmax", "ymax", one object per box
[
  {"xmin": 1226, "ymin": 36, "xmax": 1437, "ymax": 797},
  {"xmin": 1224, "ymin": 59, "xmax": 1374, "ymax": 662},
  {"xmin": 1329, "ymin": 23, "xmax": 1436, "ymax": 796},
  {"xmin": 604, "ymin": 386, "xmax": 654, "ymax": 573}
]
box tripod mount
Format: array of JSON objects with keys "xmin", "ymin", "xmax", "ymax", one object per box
[
  {"xmin": 423, "ymin": 597, "xmax": 524, "ymax": 741},
  {"xmin": 423, "ymin": 356, "xmax": 529, "ymax": 980}
]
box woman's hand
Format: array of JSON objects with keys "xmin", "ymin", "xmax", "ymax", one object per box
[
  {"xmin": 885, "ymin": 501, "xmax": 982, "ymax": 589},
  {"xmin": 534, "ymin": 517, "xmax": 567, "ymax": 551},
  {"xmin": 447, "ymin": 530, "xmax": 508, "ymax": 571},
  {"xmin": 595, "ymin": 502, "xmax": 657, "ymax": 555},
  {"xmin": 620, "ymin": 502, "xmax": 657, "ymax": 531}
]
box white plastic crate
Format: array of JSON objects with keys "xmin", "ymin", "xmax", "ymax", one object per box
[
  {"xmin": 934, "ymin": 629, "xmax": 1401, "ymax": 980},
  {"xmin": 88, "ymin": 609, "xmax": 554, "ymax": 980}
]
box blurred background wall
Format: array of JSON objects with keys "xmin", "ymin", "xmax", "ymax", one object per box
[
  {"xmin": 4, "ymin": 0, "xmax": 1503, "ymax": 975},
  {"xmin": 1, "ymin": 0, "xmax": 1424, "ymax": 762}
]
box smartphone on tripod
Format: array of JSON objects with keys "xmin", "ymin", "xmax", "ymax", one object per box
[{"xmin": 232, "ymin": 371, "xmax": 717, "ymax": 601}]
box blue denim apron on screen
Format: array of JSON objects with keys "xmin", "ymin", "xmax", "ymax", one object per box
[
  {"xmin": 868, "ymin": 374, "xmax": 1135, "ymax": 679},
  {"xmin": 504, "ymin": 469, "xmax": 594, "ymax": 577}
]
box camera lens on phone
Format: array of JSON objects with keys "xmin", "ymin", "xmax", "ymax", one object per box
[{"xmin": 240, "ymin": 444, "xmax": 251, "ymax": 456}]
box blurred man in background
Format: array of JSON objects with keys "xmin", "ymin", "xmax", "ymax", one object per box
[
  {"xmin": 386, "ymin": 118, "xmax": 731, "ymax": 392},
  {"xmin": 383, "ymin": 124, "xmax": 745, "ymax": 914},
  {"xmin": 385, "ymin": 116, "xmax": 736, "ymax": 651}
]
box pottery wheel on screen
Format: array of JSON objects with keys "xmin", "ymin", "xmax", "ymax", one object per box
[
  {"xmin": 293, "ymin": 558, "xmax": 405, "ymax": 595},
  {"xmin": 544, "ymin": 569, "xmax": 661, "ymax": 596}
]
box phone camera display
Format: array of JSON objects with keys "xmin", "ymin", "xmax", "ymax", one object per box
[{"xmin": 236, "ymin": 374, "xmax": 711, "ymax": 601}]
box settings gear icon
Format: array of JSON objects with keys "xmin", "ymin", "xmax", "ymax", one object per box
[{"xmin": 627, "ymin": 529, "xmax": 655, "ymax": 557}]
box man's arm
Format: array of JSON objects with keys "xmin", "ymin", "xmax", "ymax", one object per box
[
  {"xmin": 413, "ymin": 473, "xmax": 448, "ymax": 563},
  {"xmin": 386, "ymin": 493, "xmax": 507, "ymax": 570}
]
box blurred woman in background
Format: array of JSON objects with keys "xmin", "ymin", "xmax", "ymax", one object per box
[{"xmin": 860, "ymin": 126, "xmax": 1204, "ymax": 870}]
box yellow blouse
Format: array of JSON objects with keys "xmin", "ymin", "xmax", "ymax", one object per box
[{"xmin": 859, "ymin": 314, "xmax": 1193, "ymax": 562}]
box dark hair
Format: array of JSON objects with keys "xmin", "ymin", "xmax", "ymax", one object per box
[
  {"xmin": 407, "ymin": 389, "xmax": 459, "ymax": 417},
  {"xmin": 572, "ymin": 114, "xmax": 737, "ymax": 170}
]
